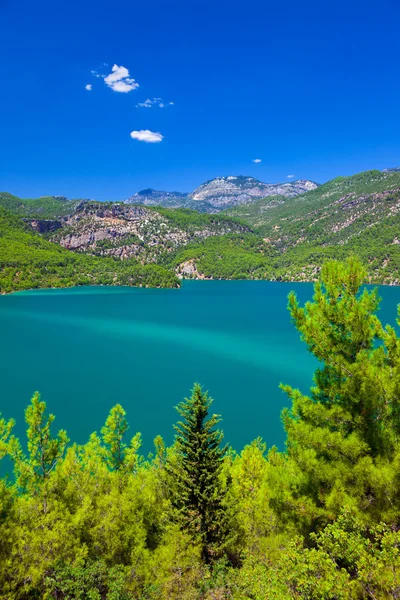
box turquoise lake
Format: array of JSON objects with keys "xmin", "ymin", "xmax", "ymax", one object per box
[{"xmin": 1, "ymin": 280, "xmax": 400, "ymax": 454}]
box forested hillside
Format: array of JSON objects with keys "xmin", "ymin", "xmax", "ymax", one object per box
[
  {"xmin": 0, "ymin": 192, "xmax": 85, "ymax": 219},
  {"xmin": 0, "ymin": 260, "xmax": 399, "ymax": 599},
  {"xmin": 226, "ymin": 169, "xmax": 400, "ymax": 243},
  {"xmin": 223, "ymin": 169, "xmax": 400, "ymax": 283},
  {"xmin": 0, "ymin": 206, "xmax": 178, "ymax": 293}
]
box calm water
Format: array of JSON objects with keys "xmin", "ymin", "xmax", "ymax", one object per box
[{"xmin": 1, "ymin": 281, "xmax": 400, "ymax": 455}]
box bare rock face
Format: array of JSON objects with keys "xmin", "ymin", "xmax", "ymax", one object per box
[
  {"xmin": 49, "ymin": 201, "xmax": 251, "ymax": 261},
  {"xmin": 188, "ymin": 176, "xmax": 318, "ymax": 210},
  {"xmin": 124, "ymin": 177, "xmax": 318, "ymax": 213},
  {"xmin": 25, "ymin": 219, "xmax": 62, "ymax": 233}
]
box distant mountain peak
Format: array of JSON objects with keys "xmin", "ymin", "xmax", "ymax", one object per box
[
  {"xmin": 125, "ymin": 188, "xmax": 188, "ymax": 208},
  {"xmin": 124, "ymin": 176, "xmax": 318, "ymax": 212},
  {"xmin": 188, "ymin": 175, "xmax": 318, "ymax": 209},
  {"xmin": 383, "ymin": 167, "xmax": 400, "ymax": 173}
]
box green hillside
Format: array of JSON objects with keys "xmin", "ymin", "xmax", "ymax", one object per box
[
  {"xmin": 226, "ymin": 169, "xmax": 400, "ymax": 243},
  {"xmin": 0, "ymin": 207, "xmax": 178, "ymax": 293},
  {"xmin": 221, "ymin": 169, "xmax": 400, "ymax": 283},
  {"xmin": 0, "ymin": 192, "xmax": 85, "ymax": 219}
]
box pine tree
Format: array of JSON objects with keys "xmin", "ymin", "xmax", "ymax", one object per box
[
  {"xmin": 167, "ymin": 384, "xmax": 234, "ymax": 564},
  {"xmin": 270, "ymin": 257, "xmax": 400, "ymax": 532},
  {"xmin": 10, "ymin": 392, "xmax": 69, "ymax": 513},
  {"xmin": 101, "ymin": 403, "xmax": 141, "ymax": 474}
]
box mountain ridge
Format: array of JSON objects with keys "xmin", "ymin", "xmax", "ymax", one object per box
[{"xmin": 124, "ymin": 175, "xmax": 318, "ymax": 212}]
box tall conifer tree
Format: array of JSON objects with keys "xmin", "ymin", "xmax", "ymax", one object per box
[
  {"xmin": 271, "ymin": 257, "xmax": 400, "ymax": 532},
  {"xmin": 167, "ymin": 384, "xmax": 234, "ymax": 564}
]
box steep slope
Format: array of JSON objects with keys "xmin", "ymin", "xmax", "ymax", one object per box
[
  {"xmin": 124, "ymin": 177, "xmax": 318, "ymax": 213},
  {"xmin": 224, "ymin": 195, "xmax": 287, "ymax": 226},
  {"xmin": 0, "ymin": 192, "xmax": 85, "ymax": 219},
  {"xmin": 0, "ymin": 206, "xmax": 178, "ymax": 293},
  {"xmin": 219, "ymin": 169, "xmax": 400, "ymax": 284},
  {"xmin": 188, "ymin": 176, "xmax": 318, "ymax": 210},
  {"xmin": 243, "ymin": 169, "xmax": 400, "ymax": 247},
  {"xmin": 47, "ymin": 202, "xmax": 251, "ymax": 261}
]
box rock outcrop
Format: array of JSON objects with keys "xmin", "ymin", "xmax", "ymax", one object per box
[{"xmin": 124, "ymin": 177, "xmax": 318, "ymax": 213}]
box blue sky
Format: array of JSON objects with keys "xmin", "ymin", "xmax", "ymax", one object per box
[{"xmin": 1, "ymin": 0, "xmax": 400, "ymax": 200}]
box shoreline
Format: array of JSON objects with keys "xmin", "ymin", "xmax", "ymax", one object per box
[{"xmin": 3, "ymin": 276, "xmax": 400, "ymax": 296}]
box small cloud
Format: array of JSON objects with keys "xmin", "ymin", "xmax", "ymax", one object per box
[
  {"xmin": 85, "ymin": 84, "xmax": 92, "ymax": 91},
  {"xmin": 136, "ymin": 97, "xmax": 173, "ymax": 108},
  {"xmin": 104, "ymin": 64, "xmax": 139, "ymax": 93},
  {"xmin": 287, "ymin": 174, "xmax": 294, "ymax": 179},
  {"xmin": 136, "ymin": 98, "xmax": 153, "ymax": 108},
  {"xmin": 91, "ymin": 70, "xmax": 104, "ymax": 79},
  {"xmin": 130, "ymin": 129, "xmax": 164, "ymax": 143},
  {"xmin": 253, "ymin": 158, "xmax": 262, "ymax": 163}
]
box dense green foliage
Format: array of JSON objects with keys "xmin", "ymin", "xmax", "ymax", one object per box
[
  {"xmin": 151, "ymin": 207, "xmax": 247, "ymax": 231},
  {"xmin": 223, "ymin": 170, "xmax": 400, "ymax": 283},
  {"xmin": 166, "ymin": 385, "xmax": 235, "ymax": 564},
  {"xmin": 0, "ymin": 206, "xmax": 178, "ymax": 293},
  {"xmin": 0, "ymin": 192, "xmax": 84, "ymax": 219},
  {"xmin": 0, "ymin": 259, "xmax": 399, "ymax": 598},
  {"xmin": 166, "ymin": 234, "xmax": 277, "ymax": 280}
]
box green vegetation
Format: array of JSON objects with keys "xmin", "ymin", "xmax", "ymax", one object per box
[
  {"xmin": 222, "ymin": 170, "xmax": 400, "ymax": 283},
  {"xmin": 166, "ymin": 234, "xmax": 277, "ymax": 279},
  {"xmin": 151, "ymin": 206, "xmax": 247, "ymax": 231},
  {"xmin": 1, "ymin": 259, "xmax": 399, "ymax": 598},
  {"xmin": 0, "ymin": 192, "xmax": 84, "ymax": 219},
  {"xmin": 3, "ymin": 168, "xmax": 400, "ymax": 287},
  {"xmin": 0, "ymin": 206, "xmax": 178, "ymax": 293}
]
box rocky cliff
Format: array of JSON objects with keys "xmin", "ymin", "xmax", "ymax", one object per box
[
  {"xmin": 188, "ymin": 176, "xmax": 318, "ymax": 210},
  {"xmin": 124, "ymin": 176, "xmax": 318, "ymax": 213},
  {"xmin": 48, "ymin": 202, "xmax": 251, "ymax": 261}
]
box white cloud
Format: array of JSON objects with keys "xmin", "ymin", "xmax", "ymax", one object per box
[
  {"xmin": 136, "ymin": 97, "xmax": 173, "ymax": 108},
  {"xmin": 130, "ymin": 129, "xmax": 164, "ymax": 143},
  {"xmin": 85, "ymin": 84, "xmax": 92, "ymax": 91},
  {"xmin": 136, "ymin": 98, "xmax": 153, "ymax": 108},
  {"xmin": 104, "ymin": 64, "xmax": 139, "ymax": 93},
  {"xmin": 253, "ymin": 158, "xmax": 262, "ymax": 163},
  {"xmin": 91, "ymin": 70, "xmax": 104, "ymax": 79},
  {"xmin": 287, "ymin": 174, "xmax": 294, "ymax": 179}
]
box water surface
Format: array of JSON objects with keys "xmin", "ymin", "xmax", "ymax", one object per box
[{"xmin": 1, "ymin": 281, "xmax": 399, "ymax": 454}]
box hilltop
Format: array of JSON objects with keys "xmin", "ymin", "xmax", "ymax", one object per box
[
  {"xmin": 187, "ymin": 175, "xmax": 317, "ymax": 210},
  {"xmin": 0, "ymin": 192, "xmax": 86, "ymax": 219}
]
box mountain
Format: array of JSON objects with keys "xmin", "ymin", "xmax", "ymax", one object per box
[
  {"xmin": 45, "ymin": 202, "xmax": 250, "ymax": 261},
  {"xmin": 187, "ymin": 176, "xmax": 318, "ymax": 210},
  {"xmin": 221, "ymin": 169, "xmax": 400, "ymax": 284},
  {"xmin": 124, "ymin": 177, "xmax": 318, "ymax": 213},
  {"xmin": 226, "ymin": 169, "xmax": 400, "ymax": 245},
  {"xmin": 0, "ymin": 205, "xmax": 178, "ymax": 293},
  {"xmin": 0, "ymin": 192, "xmax": 86, "ymax": 219},
  {"xmin": 383, "ymin": 166, "xmax": 400, "ymax": 173},
  {"xmin": 124, "ymin": 189, "xmax": 189, "ymax": 208},
  {"xmin": 4, "ymin": 166, "xmax": 400, "ymax": 292}
]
